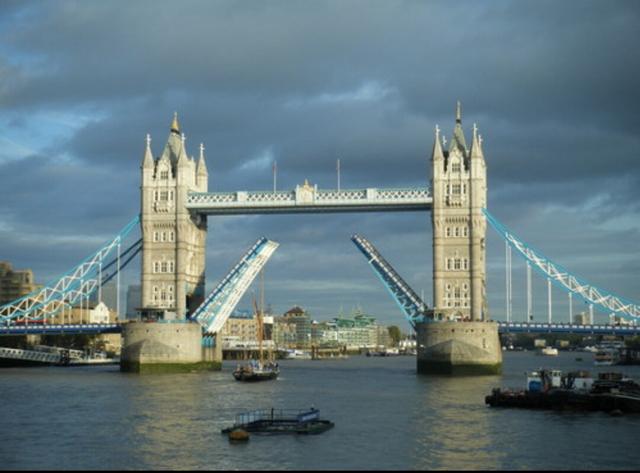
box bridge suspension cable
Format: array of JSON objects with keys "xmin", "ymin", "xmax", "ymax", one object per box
[
  {"xmin": 191, "ymin": 237, "xmax": 279, "ymax": 335},
  {"xmin": 484, "ymin": 209, "xmax": 640, "ymax": 322},
  {"xmin": 351, "ymin": 234, "xmax": 427, "ymax": 328},
  {"xmin": 0, "ymin": 217, "xmax": 140, "ymax": 324}
]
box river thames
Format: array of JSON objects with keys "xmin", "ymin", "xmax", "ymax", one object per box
[{"xmin": 1, "ymin": 352, "xmax": 639, "ymax": 470}]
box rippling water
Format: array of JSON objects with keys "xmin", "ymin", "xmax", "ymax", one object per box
[{"xmin": 1, "ymin": 352, "xmax": 639, "ymax": 470}]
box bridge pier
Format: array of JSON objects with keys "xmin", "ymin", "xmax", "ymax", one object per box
[
  {"xmin": 416, "ymin": 321, "xmax": 502, "ymax": 374},
  {"xmin": 120, "ymin": 321, "xmax": 220, "ymax": 373}
]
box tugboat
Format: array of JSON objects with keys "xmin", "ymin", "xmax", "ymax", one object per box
[{"xmin": 233, "ymin": 271, "xmax": 279, "ymax": 382}]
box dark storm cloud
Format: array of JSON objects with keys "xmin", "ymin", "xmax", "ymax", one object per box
[{"xmin": 1, "ymin": 0, "xmax": 639, "ymax": 323}]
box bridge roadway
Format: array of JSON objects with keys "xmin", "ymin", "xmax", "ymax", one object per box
[
  {"xmin": 497, "ymin": 321, "xmax": 640, "ymax": 336},
  {"xmin": 1, "ymin": 321, "xmax": 639, "ymax": 337},
  {"xmin": 0, "ymin": 323, "xmax": 122, "ymax": 336},
  {"xmin": 186, "ymin": 186, "xmax": 432, "ymax": 215}
]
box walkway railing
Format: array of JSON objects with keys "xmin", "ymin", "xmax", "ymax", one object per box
[{"xmin": 186, "ymin": 186, "xmax": 432, "ymax": 214}]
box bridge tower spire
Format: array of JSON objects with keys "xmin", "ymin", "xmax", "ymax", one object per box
[
  {"xmin": 140, "ymin": 114, "xmax": 208, "ymax": 320},
  {"xmin": 431, "ymin": 103, "xmax": 487, "ymax": 321}
]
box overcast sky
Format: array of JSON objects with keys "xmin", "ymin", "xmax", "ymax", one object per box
[{"xmin": 1, "ymin": 0, "xmax": 639, "ymax": 329}]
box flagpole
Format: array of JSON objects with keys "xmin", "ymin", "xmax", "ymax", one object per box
[
  {"xmin": 273, "ymin": 160, "xmax": 277, "ymax": 193},
  {"xmin": 337, "ymin": 158, "xmax": 341, "ymax": 191}
]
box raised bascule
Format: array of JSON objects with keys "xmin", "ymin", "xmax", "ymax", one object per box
[{"xmin": 3, "ymin": 104, "xmax": 639, "ymax": 373}]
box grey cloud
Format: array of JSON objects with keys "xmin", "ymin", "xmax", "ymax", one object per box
[{"xmin": 1, "ymin": 0, "xmax": 639, "ymax": 324}]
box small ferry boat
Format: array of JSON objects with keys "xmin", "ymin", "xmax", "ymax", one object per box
[
  {"xmin": 594, "ymin": 348, "xmax": 620, "ymax": 366},
  {"xmin": 233, "ymin": 360, "xmax": 279, "ymax": 382},
  {"xmin": 538, "ymin": 347, "xmax": 559, "ymax": 356},
  {"xmin": 222, "ymin": 408, "xmax": 334, "ymax": 436},
  {"xmin": 284, "ymin": 349, "xmax": 312, "ymax": 360}
]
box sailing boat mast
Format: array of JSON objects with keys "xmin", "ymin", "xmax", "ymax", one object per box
[
  {"xmin": 253, "ymin": 293, "xmax": 264, "ymax": 365},
  {"xmin": 260, "ymin": 268, "xmax": 274, "ymax": 363}
]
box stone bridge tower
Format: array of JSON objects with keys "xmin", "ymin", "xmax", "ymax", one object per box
[
  {"xmin": 417, "ymin": 103, "xmax": 500, "ymax": 375},
  {"xmin": 431, "ymin": 103, "xmax": 487, "ymax": 321},
  {"xmin": 140, "ymin": 114, "xmax": 208, "ymax": 320}
]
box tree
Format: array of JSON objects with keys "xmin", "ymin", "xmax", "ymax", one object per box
[{"xmin": 387, "ymin": 325, "xmax": 402, "ymax": 347}]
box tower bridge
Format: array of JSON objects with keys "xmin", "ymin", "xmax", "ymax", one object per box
[{"xmin": 2, "ymin": 104, "xmax": 639, "ymax": 372}]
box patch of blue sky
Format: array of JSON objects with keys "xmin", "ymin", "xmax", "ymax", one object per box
[
  {"xmin": 284, "ymin": 81, "xmax": 395, "ymax": 109},
  {"xmin": 238, "ymin": 146, "xmax": 274, "ymax": 173},
  {"xmin": 0, "ymin": 109, "xmax": 106, "ymax": 164}
]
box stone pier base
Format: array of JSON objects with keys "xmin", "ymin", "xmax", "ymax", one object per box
[
  {"xmin": 416, "ymin": 321, "xmax": 502, "ymax": 375},
  {"xmin": 120, "ymin": 321, "xmax": 221, "ymax": 373}
]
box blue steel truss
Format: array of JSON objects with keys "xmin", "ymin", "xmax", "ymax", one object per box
[
  {"xmin": 191, "ymin": 237, "xmax": 279, "ymax": 334},
  {"xmin": 0, "ymin": 217, "xmax": 140, "ymax": 324},
  {"xmin": 351, "ymin": 234, "xmax": 427, "ymax": 328},
  {"xmin": 484, "ymin": 209, "xmax": 640, "ymax": 322}
]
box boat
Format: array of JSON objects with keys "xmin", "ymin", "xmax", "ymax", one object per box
[
  {"xmin": 233, "ymin": 271, "xmax": 279, "ymax": 382},
  {"xmin": 233, "ymin": 359, "xmax": 279, "ymax": 381},
  {"xmin": 284, "ymin": 349, "xmax": 312, "ymax": 360},
  {"xmin": 486, "ymin": 369, "xmax": 640, "ymax": 413},
  {"xmin": 538, "ymin": 347, "xmax": 559, "ymax": 356},
  {"xmin": 594, "ymin": 348, "xmax": 620, "ymax": 366},
  {"xmin": 221, "ymin": 408, "xmax": 334, "ymax": 436}
]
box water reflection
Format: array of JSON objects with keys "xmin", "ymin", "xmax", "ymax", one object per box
[{"xmin": 410, "ymin": 374, "xmax": 502, "ymax": 470}]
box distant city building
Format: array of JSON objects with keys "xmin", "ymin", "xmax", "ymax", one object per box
[
  {"xmin": 90, "ymin": 281, "xmax": 118, "ymax": 312},
  {"xmin": 311, "ymin": 310, "xmax": 391, "ymax": 350},
  {"xmin": 219, "ymin": 315, "xmax": 258, "ymax": 345},
  {"xmin": 219, "ymin": 309, "xmax": 274, "ymax": 349},
  {"xmin": 0, "ymin": 261, "xmax": 40, "ymax": 305},
  {"xmin": 273, "ymin": 318, "xmax": 298, "ymax": 349},
  {"xmin": 126, "ymin": 285, "xmax": 142, "ymax": 319},
  {"xmin": 220, "ymin": 304, "xmax": 394, "ymax": 351},
  {"xmin": 280, "ymin": 306, "xmax": 311, "ymax": 349},
  {"xmin": 611, "ymin": 315, "xmax": 634, "ymax": 326},
  {"xmin": 573, "ymin": 312, "xmax": 590, "ymax": 326},
  {"xmin": 59, "ymin": 302, "xmax": 118, "ymax": 325}
]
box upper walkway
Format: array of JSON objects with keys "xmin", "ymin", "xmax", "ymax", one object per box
[{"xmin": 186, "ymin": 184, "xmax": 432, "ymax": 215}]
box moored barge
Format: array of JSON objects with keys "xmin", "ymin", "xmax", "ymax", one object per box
[{"xmin": 486, "ymin": 370, "xmax": 640, "ymax": 413}]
